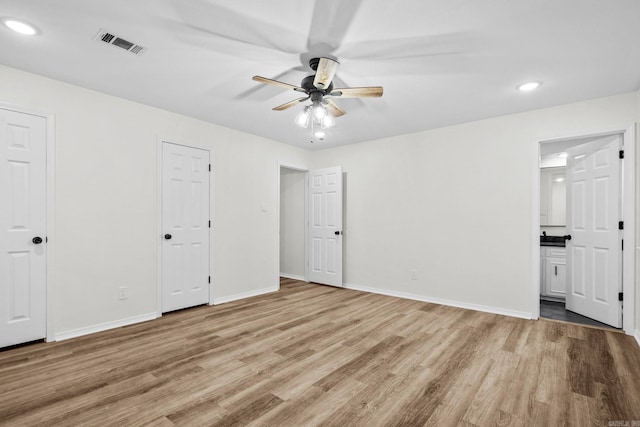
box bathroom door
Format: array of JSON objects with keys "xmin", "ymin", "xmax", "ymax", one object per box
[{"xmin": 565, "ymin": 134, "xmax": 622, "ymax": 327}]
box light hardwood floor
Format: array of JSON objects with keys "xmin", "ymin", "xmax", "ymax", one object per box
[{"xmin": 1, "ymin": 278, "xmax": 639, "ymax": 426}]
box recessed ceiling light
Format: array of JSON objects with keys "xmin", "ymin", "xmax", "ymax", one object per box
[
  {"xmin": 2, "ymin": 18, "xmax": 38, "ymax": 36},
  {"xmin": 517, "ymin": 81, "xmax": 542, "ymax": 92}
]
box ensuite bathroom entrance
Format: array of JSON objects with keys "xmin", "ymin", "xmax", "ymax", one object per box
[{"xmin": 538, "ymin": 133, "xmax": 624, "ymax": 330}]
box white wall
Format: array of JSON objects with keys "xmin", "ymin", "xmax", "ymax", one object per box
[
  {"xmin": 0, "ymin": 65, "xmax": 311, "ymax": 336},
  {"xmin": 313, "ymin": 92, "xmax": 639, "ymax": 318},
  {"xmin": 2, "ymin": 63, "xmax": 638, "ymax": 339},
  {"xmin": 279, "ymin": 168, "xmax": 306, "ymax": 278}
]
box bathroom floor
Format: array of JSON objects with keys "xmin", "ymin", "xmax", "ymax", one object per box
[{"xmin": 540, "ymin": 300, "xmax": 618, "ymax": 330}]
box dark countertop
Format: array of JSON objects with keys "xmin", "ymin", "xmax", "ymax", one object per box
[{"xmin": 540, "ymin": 236, "xmax": 566, "ymax": 247}]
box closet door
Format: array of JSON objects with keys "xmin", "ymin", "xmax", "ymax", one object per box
[{"xmin": 0, "ymin": 108, "xmax": 47, "ymax": 348}]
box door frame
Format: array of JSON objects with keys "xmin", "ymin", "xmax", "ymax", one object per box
[
  {"xmin": 156, "ymin": 138, "xmax": 214, "ymax": 316},
  {"xmin": 531, "ymin": 124, "xmax": 636, "ymax": 335},
  {"xmin": 0, "ymin": 103, "xmax": 56, "ymax": 342},
  {"xmin": 276, "ymin": 162, "xmax": 309, "ymax": 289}
]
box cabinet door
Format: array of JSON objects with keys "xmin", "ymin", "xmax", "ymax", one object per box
[
  {"xmin": 545, "ymin": 257, "xmax": 566, "ymax": 297},
  {"xmin": 540, "ymin": 250, "xmax": 546, "ymax": 295}
]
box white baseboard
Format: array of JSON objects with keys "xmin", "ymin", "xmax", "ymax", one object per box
[
  {"xmin": 343, "ymin": 283, "xmax": 533, "ymax": 320},
  {"xmin": 55, "ymin": 312, "xmax": 157, "ymax": 342},
  {"xmin": 280, "ymin": 273, "xmax": 306, "ymax": 281},
  {"xmin": 635, "ymin": 330, "xmax": 640, "ymax": 348},
  {"xmin": 212, "ymin": 286, "xmax": 279, "ymax": 305}
]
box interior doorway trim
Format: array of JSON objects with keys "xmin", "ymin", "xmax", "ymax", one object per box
[
  {"xmin": 0, "ymin": 103, "xmax": 56, "ymax": 342},
  {"xmin": 156, "ymin": 138, "xmax": 214, "ymax": 316},
  {"xmin": 277, "ymin": 162, "xmax": 309, "ymax": 289},
  {"xmin": 532, "ymin": 124, "xmax": 636, "ymax": 335}
]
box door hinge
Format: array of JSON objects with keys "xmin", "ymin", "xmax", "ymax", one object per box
[
  {"xmin": 45, "ymin": 236, "xmax": 48, "ymax": 243},
  {"xmin": 619, "ymin": 150, "xmax": 624, "ymax": 159},
  {"xmin": 209, "ymin": 220, "xmax": 211, "ymax": 228},
  {"xmin": 618, "ymin": 292, "xmax": 623, "ymax": 302},
  {"xmin": 209, "ymin": 164, "xmax": 211, "ymax": 172},
  {"xmin": 208, "ymin": 276, "xmax": 211, "ymax": 284},
  {"xmin": 619, "ymin": 221, "xmax": 624, "ymax": 230},
  {"xmin": 621, "ymin": 239, "xmax": 624, "ymax": 250}
]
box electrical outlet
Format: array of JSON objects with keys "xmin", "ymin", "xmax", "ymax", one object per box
[
  {"xmin": 410, "ymin": 269, "xmax": 418, "ymax": 280},
  {"xmin": 118, "ymin": 286, "xmax": 128, "ymax": 300}
]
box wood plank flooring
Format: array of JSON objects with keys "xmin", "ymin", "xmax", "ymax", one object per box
[{"xmin": 1, "ymin": 278, "xmax": 639, "ymax": 426}]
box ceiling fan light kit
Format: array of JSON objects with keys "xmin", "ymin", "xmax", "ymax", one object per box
[
  {"xmin": 252, "ymin": 57, "xmax": 383, "ymax": 141},
  {"xmin": 321, "ymin": 114, "xmax": 335, "ymax": 128},
  {"xmin": 294, "ymin": 106, "xmax": 311, "ymax": 128}
]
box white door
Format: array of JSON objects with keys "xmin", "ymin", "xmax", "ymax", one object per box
[
  {"xmin": 308, "ymin": 166, "xmax": 343, "ymax": 287},
  {"xmin": 565, "ymin": 135, "xmax": 622, "ymax": 327},
  {"xmin": 161, "ymin": 142, "xmax": 210, "ymax": 313},
  {"xmin": 0, "ymin": 108, "xmax": 47, "ymax": 348}
]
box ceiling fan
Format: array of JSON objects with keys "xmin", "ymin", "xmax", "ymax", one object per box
[{"xmin": 252, "ymin": 57, "xmax": 383, "ymax": 135}]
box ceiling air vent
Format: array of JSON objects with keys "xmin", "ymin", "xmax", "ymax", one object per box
[{"xmin": 94, "ymin": 29, "xmax": 146, "ymax": 55}]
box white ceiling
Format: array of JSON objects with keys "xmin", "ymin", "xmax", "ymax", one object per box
[{"xmin": 1, "ymin": 0, "xmax": 640, "ymax": 150}]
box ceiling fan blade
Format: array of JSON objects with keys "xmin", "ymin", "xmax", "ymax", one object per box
[
  {"xmin": 252, "ymin": 76, "xmax": 305, "ymax": 92},
  {"xmin": 325, "ymin": 99, "xmax": 346, "ymax": 117},
  {"xmin": 338, "ymin": 33, "xmax": 474, "ymax": 60},
  {"xmin": 273, "ymin": 97, "xmax": 310, "ymax": 111},
  {"xmin": 171, "ymin": 2, "xmax": 302, "ymax": 55},
  {"xmin": 307, "ymin": 0, "xmax": 364, "ymax": 53},
  {"xmin": 237, "ymin": 67, "xmax": 306, "ymax": 100},
  {"xmin": 313, "ymin": 57, "xmax": 339, "ymax": 89},
  {"xmin": 330, "ymin": 87, "xmax": 384, "ymax": 98}
]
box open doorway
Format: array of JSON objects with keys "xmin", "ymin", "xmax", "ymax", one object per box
[
  {"xmin": 279, "ymin": 166, "xmax": 307, "ymax": 281},
  {"xmin": 278, "ymin": 164, "xmax": 345, "ymax": 288},
  {"xmin": 535, "ymin": 127, "xmax": 635, "ymax": 334}
]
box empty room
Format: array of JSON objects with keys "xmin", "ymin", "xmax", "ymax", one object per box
[{"xmin": 1, "ymin": 1, "xmax": 640, "ymax": 425}]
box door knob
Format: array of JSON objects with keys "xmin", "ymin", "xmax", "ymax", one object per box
[
  {"xmin": 164, "ymin": 234, "xmax": 172, "ymax": 240},
  {"xmin": 32, "ymin": 236, "xmax": 43, "ymax": 245},
  {"xmin": 334, "ymin": 231, "xmax": 341, "ymax": 235},
  {"xmin": 563, "ymin": 235, "xmax": 572, "ymax": 241}
]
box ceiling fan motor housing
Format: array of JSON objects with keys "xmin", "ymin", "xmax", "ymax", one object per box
[{"xmin": 301, "ymin": 75, "xmax": 333, "ymax": 95}]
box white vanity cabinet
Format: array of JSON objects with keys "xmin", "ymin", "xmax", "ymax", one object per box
[{"xmin": 540, "ymin": 246, "xmax": 566, "ymax": 299}]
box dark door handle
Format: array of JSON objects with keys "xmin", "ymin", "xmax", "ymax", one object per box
[
  {"xmin": 164, "ymin": 234, "xmax": 172, "ymax": 240},
  {"xmin": 334, "ymin": 231, "xmax": 341, "ymax": 235},
  {"xmin": 32, "ymin": 236, "xmax": 43, "ymax": 245},
  {"xmin": 563, "ymin": 235, "xmax": 572, "ymax": 241}
]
